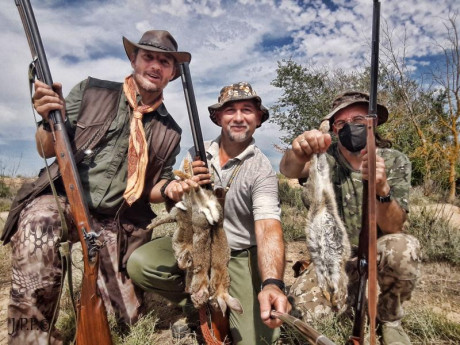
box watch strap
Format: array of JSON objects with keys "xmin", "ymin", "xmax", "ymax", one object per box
[
  {"xmin": 376, "ymin": 187, "xmax": 392, "ymax": 203},
  {"xmin": 261, "ymin": 278, "xmax": 286, "ymax": 294},
  {"xmin": 160, "ymin": 179, "xmax": 174, "ymax": 200}
]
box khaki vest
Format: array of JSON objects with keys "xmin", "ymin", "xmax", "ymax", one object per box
[{"xmin": 1, "ymin": 77, "xmax": 181, "ymax": 269}]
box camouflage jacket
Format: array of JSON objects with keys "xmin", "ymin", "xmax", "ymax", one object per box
[{"xmin": 301, "ymin": 143, "xmax": 411, "ymax": 246}]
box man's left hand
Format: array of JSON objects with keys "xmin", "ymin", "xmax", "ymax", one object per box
[
  {"xmin": 258, "ymin": 285, "xmax": 291, "ymax": 328},
  {"xmin": 360, "ymin": 149, "xmax": 391, "ymax": 196}
]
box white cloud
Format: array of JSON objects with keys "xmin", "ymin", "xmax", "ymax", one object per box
[{"xmin": 0, "ymin": 0, "xmax": 457, "ymax": 175}]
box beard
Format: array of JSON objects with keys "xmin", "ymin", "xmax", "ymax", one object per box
[
  {"xmin": 133, "ymin": 70, "xmax": 161, "ymax": 93},
  {"xmin": 225, "ymin": 124, "xmax": 250, "ymax": 142}
]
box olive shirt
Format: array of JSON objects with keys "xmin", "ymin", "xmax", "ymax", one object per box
[
  {"xmin": 301, "ymin": 143, "xmax": 411, "ymax": 246},
  {"xmin": 64, "ymin": 79, "xmax": 178, "ymax": 215}
]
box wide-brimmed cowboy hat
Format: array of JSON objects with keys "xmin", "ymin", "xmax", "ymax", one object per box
[
  {"xmin": 123, "ymin": 30, "xmax": 191, "ymax": 80},
  {"xmin": 208, "ymin": 82, "xmax": 269, "ymax": 127},
  {"xmin": 322, "ymin": 91, "xmax": 389, "ymax": 127}
]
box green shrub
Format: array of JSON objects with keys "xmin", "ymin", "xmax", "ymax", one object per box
[
  {"xmin": 278, "ymin": 179, "xmax": 305, "ymax": 211},
  {"xmin": 406, "ymin": 204, "xmax": 460, "ymax": 265},
  {"xmin": 278, "ymin": 179, "xmax": 308, "ymax": 241},
  {"xmin": 0, "ymin": 179, "xmax": 11, "ymax": 198},
  {"xmin": 404, "ymin": 306, "xmax": 460, "ymax": 344}
]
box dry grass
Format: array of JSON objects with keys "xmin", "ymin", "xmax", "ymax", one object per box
[{"xmin": 0, "ymin": 178, "xmax": 459, "ymax": 344}]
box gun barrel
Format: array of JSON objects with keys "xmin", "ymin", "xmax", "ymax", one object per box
[{"xmin": 180, "ymin": 63, "xmax": 208, "ymax": 165}]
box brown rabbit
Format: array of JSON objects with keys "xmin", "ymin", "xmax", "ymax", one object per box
[{"xmin": 148, "ymin": 169, "xmax": 242, "ymax": 315}]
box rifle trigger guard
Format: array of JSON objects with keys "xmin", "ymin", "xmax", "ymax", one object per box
[{"xmin": 83, "ymin": 230, "xmax": 105, "ymax": 261}]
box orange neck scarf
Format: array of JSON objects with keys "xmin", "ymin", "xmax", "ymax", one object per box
[{"xmin": 123, "ymin": 74, "xmax": 163, "ymax": 205}]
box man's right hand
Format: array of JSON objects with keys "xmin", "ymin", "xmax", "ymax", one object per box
[
  {"xmin": 280, "ymin": 129, "xmax": 332, "ymax": 178},
  {"xmin": 291, "ymin": 129, "xmax": 332, "ymax": 162},
  {"xmin": 33, "ymin": 80, "xmax": 66, "ymax": 121}
]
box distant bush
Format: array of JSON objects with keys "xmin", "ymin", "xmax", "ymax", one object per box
[
  {"xmin": 0, "ymin": 178, "xmax": 11, "ymax": 198},
  {"xmin": 406, "ymin": 204, "xmax": 460, "ymax": 265},
  {"xmin": 278, "ymin": 179, "xmax": 308, "ymax": 241}
]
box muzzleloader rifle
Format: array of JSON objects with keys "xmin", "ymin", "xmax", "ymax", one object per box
[
  {"xmin": 348, "ymin": 1, "xmax": 380, "ymax": 345},
  {"xmin": 15, "ymin": 1, "xmax": 113, "ymax": 344}
]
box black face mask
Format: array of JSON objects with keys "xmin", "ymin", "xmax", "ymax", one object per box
[{"xmin": 338, "ymin": 123, "xmax": 367, "ymax": 152}]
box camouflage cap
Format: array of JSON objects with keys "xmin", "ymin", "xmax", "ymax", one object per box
[
  {"xmin": 208, "ymin": 82, "xmax": 269, "ymax": 127},
  {"xmin": 322, "ymin": 91, "xmax": 389, "ymax": 128}
]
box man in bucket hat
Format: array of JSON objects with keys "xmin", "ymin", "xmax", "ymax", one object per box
[
  {"xmin": 280, "ymin": 91, "xmax": 421, "ymax": 345},
  {"xmin": 127, "ymin": 82, "xmax": 291, "ymax": 344},
  {"xmin": 2, "ymin": 29, "xmax": 194, "ymax": 344}
]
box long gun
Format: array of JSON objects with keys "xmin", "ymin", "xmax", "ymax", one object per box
[
  {"xmin": 15, "ymin": 1, "xmax": 113, "ymax": 344},
  {"xmin": 179, "ymin": 63, "xmax": 230, "ymax": 344},
  {"xmin": 180, "ymin": 63, "xmax": 211, "ymax": 185},
  {"xmin": 271, "ymin": 311, "xmax": 337, "ymax": 345},
  {"xmin": 348, "ymin": 1, "xmax": 380, "ymax": 345}
]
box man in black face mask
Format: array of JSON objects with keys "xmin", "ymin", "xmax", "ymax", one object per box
[{"xmin": 280, "ymin": 91, "xmax": 420, "ymax": 345}]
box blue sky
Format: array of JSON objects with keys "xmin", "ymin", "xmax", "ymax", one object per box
[{"xmin": 0, "ymin": 0, "xmax": 457, "ymax": 176}]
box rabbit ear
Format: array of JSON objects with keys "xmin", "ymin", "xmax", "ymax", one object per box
[
  {"xmin": 176, "ymin": 201, "xmax": 187, "ymax": 211},
  {"xmin": 224, "ymin": 294, "xmax": 243, "ymax": 315},
  {"xmin": 216, "ymin": 296, "xmax": 227, "ymax": 316}
]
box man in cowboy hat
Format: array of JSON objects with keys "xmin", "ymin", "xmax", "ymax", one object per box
[
  {"xmin": 127, "ymin": 82, "xmax": 291, "ymax": 344},
  {"xmin": 2, "ymin": 29, "xmax": 195, "ymax": 344},
  {"xmin": 280, "ymin": 91, "xmax": 421, "ymax": 345}
]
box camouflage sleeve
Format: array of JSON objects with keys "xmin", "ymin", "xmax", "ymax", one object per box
[{"xmin": 380, "ymin": 148, "xmax": 411, "ymax": 213}]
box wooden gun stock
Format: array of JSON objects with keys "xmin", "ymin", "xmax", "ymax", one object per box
[{"xmin": 15, "ymin": 1, "xmax": 113, "ymax": 344}]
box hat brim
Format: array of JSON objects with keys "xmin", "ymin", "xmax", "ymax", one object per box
[
  {"xmin": 322, "ymin": 100, "xmax": 389, "ymax": 128},
  {"xmin": 208, "ymin": 96, "xmax": 269, "ymax": 128},
  {"xmin": 123, "ymin": 37, "xmax": 191, "ymax": 80}
]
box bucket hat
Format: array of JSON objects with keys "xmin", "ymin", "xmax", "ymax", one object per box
[
  {"xmin": 208, "ymin": 82, "xmax": 269, "ymax": 127},
  {"xmin": 322, "ymin": 91, "xmax": 388, "ymax": 127}
]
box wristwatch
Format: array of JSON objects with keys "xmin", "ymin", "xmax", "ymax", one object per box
[
  {"xmin": 160, "ymin": 179, "xmax": 174, "ymax": 200},
  {"xmin": 376, "ymin": 188, "xmax": 392, "ymax": 203},
  {"xmin": 37, "ymin": 119, "xmax": 52, "ymax": 132},
  {"xmin": 261, "ymin": 278, "xmax": 286, "ymax": 294}
]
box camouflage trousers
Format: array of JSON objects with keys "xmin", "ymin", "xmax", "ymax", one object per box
[
  {"xmin": 288, "ymin": 233, "xmax": 421, "ymax": 323},
  {"xmin": 7, "ymin": 194, "xmax": 144, "ymax": 345}
]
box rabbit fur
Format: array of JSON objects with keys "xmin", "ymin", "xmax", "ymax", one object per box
[
  {"xmin": 148, "ymin": 167, "xmax": 243, "ymax": 316},
  {"xmin": 301, "ymin": 121, "xmax": 351, "ymax": 311}
]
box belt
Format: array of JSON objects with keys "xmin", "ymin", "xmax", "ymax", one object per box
[{"xmin": 231, "ymin": 245, "xmax": 256, "ymax": 257}]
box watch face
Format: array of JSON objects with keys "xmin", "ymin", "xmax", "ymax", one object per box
[{"xmin": 377, "ymin": 194, "xmax": 391, "ymax": 203}]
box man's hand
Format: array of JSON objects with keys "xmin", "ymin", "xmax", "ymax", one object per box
[
  {"xmin": 191, "ymin": 159, "xmax": 212, "ymax": 186},
  {"xmin": 360, "ymin": 149, "xmax": 391, "ymax": 197},
  {"xmin": 292, "ymin": 129, "xmax": 332, "ymax": 162},
  {"xmin": 163, "ymin": 178, "xmax": 198, "ymax": 202},
  {"xmin": 258, "ymin": 285, "xmax": 291, "ymax": 328},
  {"xmin": 33, "ymin": 80, "xmax": 66, "ymax": 121},
  {"xmin": 280, "ymin": 130, "xmax": 332, "ymax": 178}
]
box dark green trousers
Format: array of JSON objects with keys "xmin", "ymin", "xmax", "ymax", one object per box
[{"xmin": 127, "ymin": 236, "xmax": 279, "ymax": 344}]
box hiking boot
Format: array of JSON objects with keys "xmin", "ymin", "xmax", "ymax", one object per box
[{"xmin": 381, "ymin": 321, "xmax": 411, "ymax": 345}]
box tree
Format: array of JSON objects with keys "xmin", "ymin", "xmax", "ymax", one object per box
[
  {"xmin": 379, "ymin": 14, "xmax": 459, "ymax": 201},
  {"xmin": 271, "ymin": 14, "xmax": 459, "ymax": 202},
  {"xmin": 270, "ymin": 60, "xmax": 367, "ymax": 144},
  {"xmin": 432, "ymin": 14, "xmax": 460, "ymax": 202}
]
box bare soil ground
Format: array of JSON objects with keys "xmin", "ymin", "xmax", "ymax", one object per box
[{"xmin": 0, "ymin": 176, "xmax": 459, "ymax": 344}]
